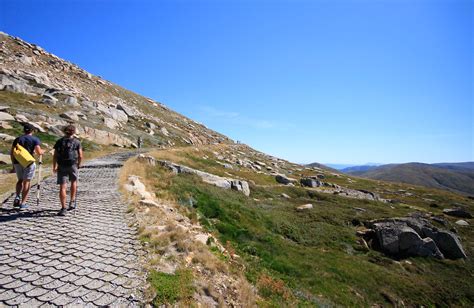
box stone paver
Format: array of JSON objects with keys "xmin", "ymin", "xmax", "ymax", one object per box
[{"xmin": 0, "ymin": 153, "xmax": 144, "ymax": 307}]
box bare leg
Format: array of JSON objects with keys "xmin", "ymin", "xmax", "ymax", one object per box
[
  {"xmin": 59, "ymin": 183, "xmax": 68, "ymax": 209},
  {"xmin": 70, "ymin": 180, "xmax": 77, "ymax": 202},
  {"xmin": 20, "ymin": 180, "xmax": 31, "ymax": 204},
  {"xmin": 16, "ymin": 180, "xmax": 22, "ymax": 196}
]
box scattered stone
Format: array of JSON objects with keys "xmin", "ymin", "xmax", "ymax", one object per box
[
  {"xmin": 443, "ymin": 208, "xmax": 472, "ymax": 219},
  {"xmin": 455, "ymin": 220, "xmax": 469, "ymax": 226},
  {"xmin": 296, "ymin": 204, "xmax": 313, "ymax": 211},
  {"xmin": 281, "ymin": 193, "xmax": 290, "ymax": 199},
  {"xmin": 0, "ymin": 105, "xmax": 9, "ymax": 111},
  {"xmin": 139, "ymin": 199, "xmax": 159, "ymax": 207}
]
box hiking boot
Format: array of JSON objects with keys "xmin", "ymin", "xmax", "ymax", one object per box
[
  {"xmin": 57, "ymin": 208, "xmax": 67, "ymax": 216},
  {"xmin": 19, "ymin": 204, "xmax": 29, "ymax": 210},
  {"xmin": 13, "ymin": 196, "xmax": 21, "ymax": 208},
  {"xmin": 67, "ymin": 201, "xmax": 76, "ymax": 211}
]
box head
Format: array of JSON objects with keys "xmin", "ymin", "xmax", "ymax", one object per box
[
  {"xmin": 23, "ymin": 123, "xmax": 35, "ymax": 135},
  {"xmin": 63, "ymin": 124, "xmax": 76, "ymax": 137}
]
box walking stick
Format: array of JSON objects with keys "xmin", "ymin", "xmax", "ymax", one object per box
[
  {"xmin": 36, "ymin": 154, "xmax": 43, "ymax": 206},
  {"xmin": 74, "ymin": 166, "xmax": 79, "ymax": 216}
]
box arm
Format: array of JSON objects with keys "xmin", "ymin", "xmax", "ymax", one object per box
[
  {"xmin": 77, "ymin": 148, "xmax": 83, "ymax": 168},
  {"xmin": 53, "ymin": 149, "xmax": 58, "ymax": 173},
  {"xmin": 34, "ymin": 145, "xmax": 45, "ymax": 156}
]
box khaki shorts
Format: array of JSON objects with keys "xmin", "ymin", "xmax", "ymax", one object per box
[
  {"xmin": 14, "ymin": 163, "xmax": 36, "ymax": 180},
  {"xmin": 57, "ymin": 165, "xmax": 79, "ymax": 185}
]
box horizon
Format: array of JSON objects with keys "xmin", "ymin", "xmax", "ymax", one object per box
[{"xmin": 1, "ymin": 0, "xmax": 472, "ymax": 164}]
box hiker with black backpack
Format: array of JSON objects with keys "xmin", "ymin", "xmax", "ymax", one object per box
[
  {"xmin": 10, "ymin": 123, "xmax": 45, "ymax": 210},
  {"xmin": 53, "ymin": 125, "xmax": 83, "ymax": 216}
]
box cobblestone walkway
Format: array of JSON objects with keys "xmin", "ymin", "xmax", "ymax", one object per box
[{"xmin": 0, "ymin": 153, "xmax": 145, "ymax": 307}]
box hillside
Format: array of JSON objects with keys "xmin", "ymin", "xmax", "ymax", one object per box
[
  {"xmin": 1, "ymin": 32, "xmax": 473, "ymax": 307},
  {"xmin": 343, "ymin": 162, "xmax": 474, "ymax": 195}
]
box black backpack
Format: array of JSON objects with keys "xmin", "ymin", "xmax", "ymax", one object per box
[{"xmin": 57, "ymin": 137, "xmax": 78, "ymax": 166}]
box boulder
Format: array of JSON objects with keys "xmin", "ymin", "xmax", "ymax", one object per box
[
  {"xmin": 146, "ymin": 122, "xmax": 156, "ymax": 130},
  {"xmin": 160, "ymin": 127, "xmax": 170, "ymax": 137},
  {"xmin": 0, "ymin": 112, "xmax": 14, "ymax": 121},
  {"xmin": 0, "ymin": 133, "xmax": 15, "ymax": 141},
  {"xmin": 116, "ymin": 104, "xmax": 137, "ymax": 118},
  {"xmin": 137, "ymin": 154, "xmax": 156, "ymax": 166},
  {"xmin": 443, "ymin": 208, "xmax": 472, "ymax": 219},
  {"xmin": 41, "ymin": 94, "xmax": 58, "ymax": 106},
  {"xmin": 230, "ymin": 180, "xmax": 250, "ymax": 196},
  {"xmin": 0, "ymin": 106, "xmax": 9, "ymax": 111},
  {"xmin": 0, "ymin": 121, "xmax": 12, "ymax": 129},
  {"xmin": 63, "ymin": 96, "xmax": 80, "ymax": 107},
  {"xmin": 109, "ymin": 108, "xmax": 128, "ymax": 123},
  {"xmin": 0, "ymin": 153, "xmax": 11, "ymax": 165},
  {"xmin": 300, "ymin": 178, "xmax": 322, "ymax": 188},
  {"xmin": 296, "ymin": 204, "xmax": 313, "ymax": 211},
  {"xmin": 158, "ymin": 160, "xmax": 251, "ymax": 196},
  {"xmin": 60, "ymin": 111, "xmax": 80, "ymax": 122},
  {"xmin": 103, "ymin": 117, "xmax": 120, "ymax": 130},
  {"xmin": 15, "ymin": 114, "xmax": 29, "ymax": 123},
  {"xmin": 275, "ymin": 174, "xmax": 297, "ymax": 185},
  {"xmin": 367, "ymin": 216, "xmax": 466, "ymax": 260}
]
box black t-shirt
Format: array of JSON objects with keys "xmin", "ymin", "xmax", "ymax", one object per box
[
  {"xmin": 12, "ymin": 135, "xmax": 41, "ymax": 164},
  {"xmin": 54, "ymin": 137, "xmax": 82, "ymax": 165}
]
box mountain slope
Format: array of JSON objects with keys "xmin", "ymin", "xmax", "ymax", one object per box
[
  {"xmin": 344, "ymin": 162, "xmax": 474, "ymax": 195},
  {"xmin": 1, "ymin": 32, "xmax": 473, "ymax": 307}
]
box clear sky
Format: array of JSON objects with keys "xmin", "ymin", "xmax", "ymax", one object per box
[{"xmin": 1, "ymin": 0, "xmax": 472, "ymax": 164}]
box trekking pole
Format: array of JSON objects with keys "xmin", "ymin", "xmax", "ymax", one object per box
[
  {"xmin": 74, "ymin": 167, "xmax": 79, "ymax": 216},
  {"xmin": 36, "ymin": 154, "xmax": 43, "ymax": 206}
]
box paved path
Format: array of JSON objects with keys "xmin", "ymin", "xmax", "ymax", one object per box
[{"xmin": 0, "ymin": 153, "xmax": 145, "ymax": 307}]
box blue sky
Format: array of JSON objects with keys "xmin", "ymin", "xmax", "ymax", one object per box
[{"xmin": 1, "ymin": 0, "xmax": 472, "ymax": 164}]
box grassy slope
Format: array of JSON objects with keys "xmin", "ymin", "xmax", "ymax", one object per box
[
  {"xmin": 346, "ymin": 163, "xmax": 474, "ymax": 196},
  {"xmin": 142, "ymin": 146, "xmax": 474, "ymax": 307}
]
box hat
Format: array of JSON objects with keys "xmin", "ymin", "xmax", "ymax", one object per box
[{"xmin": 23, "ymin": 123, "xmax": 35, "ymax": 133}]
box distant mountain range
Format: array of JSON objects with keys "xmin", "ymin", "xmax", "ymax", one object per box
[{"xmin": 340, "ymin": 162, "xmax": 474, "ymax": 195}]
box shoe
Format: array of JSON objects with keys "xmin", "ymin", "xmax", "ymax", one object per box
[
  {"xmin": 13, "ymin": 196, "xmax": 21, "ymax": 208},
  {"xmin": 67, "ymin": 201, "xmax": 76, "ymax": 211},
  {"xmin": 57, "ymin": 208, "xmax": 67, "ymax": 216},
  {"xmin": 19, "ymin": 204, "xmax": 29, "ymax": 210}
]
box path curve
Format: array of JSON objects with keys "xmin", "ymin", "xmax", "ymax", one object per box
[{"xmin": 0, "ymin": 152, "xmax": 145, "ymax": 307}]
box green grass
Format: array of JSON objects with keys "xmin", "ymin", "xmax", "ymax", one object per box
[
  {"xmin": 149, "ymin": 162, "xmax": 474, "ymax": 307},
  {"xmin": 148, "ymin": 269, "xmax": 194, "ymax": 305}
]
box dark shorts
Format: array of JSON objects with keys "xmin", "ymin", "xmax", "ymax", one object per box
[{"xmin": 57, "ymin": 165, "xmax": 79, "ymax": 185}]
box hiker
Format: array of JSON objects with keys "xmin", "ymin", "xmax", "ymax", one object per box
[
  {"xmin": 137, "ymin": 136, "xmax": 142, "ymax": 149},
  {"xmin": 10, "ymin": 123, "xmax": 44, "ymax": 209},
  {"xmin": 53, "ymin": 125, "xmax": 83, "ymax": 216}
]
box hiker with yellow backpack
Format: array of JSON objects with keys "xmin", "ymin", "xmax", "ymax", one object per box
[{"xmin": 10, "ymin": 123, "xmax": 44, "ymax": 210}]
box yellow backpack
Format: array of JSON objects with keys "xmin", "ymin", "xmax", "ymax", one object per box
[{"xmin": 13, "ymin": 144, "xmax": 36, "ymax": 168}]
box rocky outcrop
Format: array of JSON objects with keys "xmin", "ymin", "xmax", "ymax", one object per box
[
  {"xmin": 361, "ymin": 215, "xmax": 467, "ymax": 260},
  {"xmin": 159, "ymin": 160, "xmax": 250, "ymax": 196}
]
